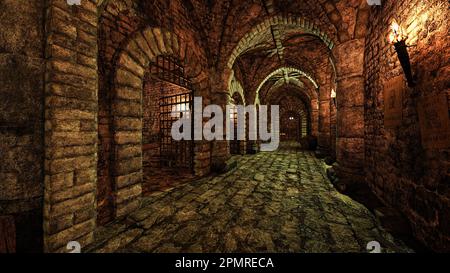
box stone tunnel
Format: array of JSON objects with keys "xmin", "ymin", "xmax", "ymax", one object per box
[{"xmin": 0, "ymin": 0, "xmax": 449, "ymax": 253}]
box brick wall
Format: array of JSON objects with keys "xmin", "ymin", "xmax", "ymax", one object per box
[
  {"xmin": 4, "ymin": 0, "xmax": 447, "ymax": 253},
  {"xmin": 281, "ymin": 112, "xmax": 302, "ymax": 141},
  {"xmin": 268, "ymin": 87, "xmax": 316, "ymax": 137},
  {"xmin": 97, "ymin": 0, "xmax": 144, "ymax": 226},
  {"xmin": 277, "ymin": 95, "xmax": 311, "ymax": 138},
  {"xmin": 97, "ymin": 0, "xmax": 210, "ymax": 226},
  {"xmin": 364, "ymin": 0, "xmax": 449, "ymax": 251},
  {"xmin": 43, "ymin": 0, "xmax": 99, "ymax": 253}
]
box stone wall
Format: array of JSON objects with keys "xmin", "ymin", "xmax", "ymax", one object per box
[
  {"xmin": 0, "ymin": 0, "xmax": 46, "ymax": 252},
  {"xmin": 97, "ymin": 0, "xmax": 144, "ymax": 227},
  {"xmin": 97, "ymin": 0, "xmax": 211, "ymax": 226},
  {"xmin": 43, "ymin": 0, "xmax": 99, "ymax": 253},
  {"xmin": 277, "ymin": 95, "xmax": 311, "ymax": 139},
  {"xmin": 2, "ymin": 0, "xmax": 447, "ymax": 253},
  {"xmin": 333, "ymin": 38, "xmax": 366, "ymax": 185},
  {"xmin": 364, "ymin": 0, "xmax": 449, "ymax": 252},
  {"xmin": 317, "ymin": 70, "xmax": 335, "ymax": 156}
]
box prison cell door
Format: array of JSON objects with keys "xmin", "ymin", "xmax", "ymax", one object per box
[{"xmin": 159, "ymin": 92, "xmax": 194, "ymax": 172}]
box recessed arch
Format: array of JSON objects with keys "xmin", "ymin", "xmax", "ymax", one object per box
[
  {"xmin": 111, "ymin": 27, "xmax": 208, "ymax": 218},
  {"xmin": 228, "ymin": 72, "xmax": 246, "ymax": 105},
  {"xmin": 226, "ymin": 15, "xmax": 336, "ymax": 70},
  {"xmin": 254, "ymin": 67, "xmax": 319, "ymax": 104},
  {"xmin": 276, "ymin": 95, "xmax": 311, "ymax": 139}
]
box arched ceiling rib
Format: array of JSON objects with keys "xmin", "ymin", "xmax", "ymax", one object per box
[
  {"xmin": 227, "ymin": 15, "xmax": 335, "ymax": 69},
  {"xmin": 255, "ymin": 67, "xmax": 319, "ymax": 104},
  {"xmin": 264, "ymin": 83, "xmax": 315, "ymax": 108},
  {"xmin": 229, "ymin": 73, "xmax": 246, "ymax": 105}
]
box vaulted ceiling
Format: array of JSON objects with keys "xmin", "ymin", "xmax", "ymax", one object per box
[{"xmin": 134, "ymin": 0, "xmax": 368, "ymax": 104}]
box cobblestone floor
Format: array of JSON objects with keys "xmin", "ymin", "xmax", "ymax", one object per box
[{"xmin": 88, "ymin": 143, "xmax": 412, "ymax": 253}]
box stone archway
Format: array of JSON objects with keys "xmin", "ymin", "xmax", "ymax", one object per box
[
  {"xmin": 110, "ymin": 27, "xmax": 209, "ymax": 218},
  {"xmin": 223, "ymin": 9, "xmax": 370, "ymax": 186},
  {"xmin": 260, "ymin": 74, "xmax": 319, "ymax": 138},
  {"xmin": 254, "ymin": 66, "xmax": 319, "ymax": 105},
  {"xmin": 228, "ymin": 73, "xmax": 246, "ymax": 106},
  {"xmin": 226, "ymin": 15, "xmax": 335, "ymax": 70},
  {"xmin": 273, "ymin": 93, "xmax": 311, "ymax": 137}
]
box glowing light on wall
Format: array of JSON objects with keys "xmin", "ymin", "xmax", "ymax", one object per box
[
  {"xmin": 229, "ymin": 104, "xmax": 238, "ymax": 121},
  {"xmin": 331, "ymin": 88, "xmax": 337, "ymax": 106},
  {"xmin": 388, "ymin": 21, "xmax": 406, "ymax": 44},
  {"xmin": 388, "ymin": 20, "xmax": 416, "ymax": 87}
]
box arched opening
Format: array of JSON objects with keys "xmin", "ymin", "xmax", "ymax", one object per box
[
  {"xmin": 273, "ymin": 92, "xmax": 313, "ymax": 149},
  {"xmin": 97, "ymin": 26, "xmax": 211, "ymax": 221},
  {"xmin": 221, "ymin": 11, "xmax": 369, "ymax": 185},
  {"xmin": 281, "ymin": 111, "xmax": 302, "ymax": 142},
  {"xmin": 258, "ymin": 68, "xmax": 317, "ymax": 151}
]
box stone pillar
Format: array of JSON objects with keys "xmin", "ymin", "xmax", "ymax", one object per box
[
  {"xmin": 333, "ymin": 39, "xmax": 365, "ymax": 185},
  {"xmin": 330, "ymin": 100, "xmax": 337, "ymax": 161},
  {"xmin": 193, "ymin": 87, "xmax": 213, "ymax": 176},
  {"xmin": 210, "ymin": 91, "xmax": 232, "ymax": 171},
  {"xmin": 317, "ymin": 86, "xmax": 331, "ymax": 157},
  {"xmin": 310, "ymin": 98, "xmax": 319, "ymax": 137},
  {"xmin": 209, "ymin": 67, "xmax": 237, "ymax": 172},
  {"xmin": 43, "ymin": 0, "xmax": 99, "ymax": 253}
]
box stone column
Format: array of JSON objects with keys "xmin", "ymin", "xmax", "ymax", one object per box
[
  {"xmin": 333, "ymin": 39, "xmax": 365, "ymax": 185},
  {"xmin": 193, "ymin": 86, "xmax": 213, "ymax": 177},
  {"xmin": 210, "ymin": 91, "xmax": 232, "ymax": 172},
  {"xmin": 43, "ymin": 0, "xmax": 99, "ymax": 252},
  {"xmin": 317, "ymin": 85, "xmax": 331, "ymax": 157},
  {"xmin": 330, "ymin": 100, "xmax": 337, "ymax": 161},
  {"xmin": 208, "ymin": 68, "xmax": 236, "ymax": 172},
  {"xmin": 310, "ymin": 98, "xmax": 319, "ymax": 137}
]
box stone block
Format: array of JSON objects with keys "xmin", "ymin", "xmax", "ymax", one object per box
[{"xmin": 337, "ymin": 107, "xmax": 364, "ymax": 138}]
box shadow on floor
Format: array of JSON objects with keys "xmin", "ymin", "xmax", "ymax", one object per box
[{"xmin": 325, "ymin": 165, "xmax": 432, "ymax": 253}]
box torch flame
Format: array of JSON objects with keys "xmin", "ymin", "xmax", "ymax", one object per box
[
  {"xmin": 330, "ymin": 89, "xmax": 336, "ymax": 99},
  {"xmin": 391, "ymin": 22, "xmax": 400, "ymax": 33},
  {"xmin": 389, "ymin": 21, "xmax": 405, "ymax": 44}
]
